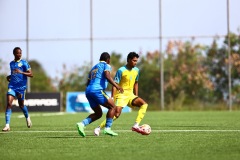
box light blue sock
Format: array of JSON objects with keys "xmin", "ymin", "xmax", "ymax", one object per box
[
  {"xmin": 5, "ymin": 108, "xmax": 12, "ymax": 124},
  {"xmin": 105, "ymin": 118, "xmax": 113, "ymax": 128},
  {"xmin": 20, "ymin": 106, "xmax": 29, "ymax": 118},
  {"xmin": 82, "ymin": 117, "xmax": 92, "ymax": 126}
]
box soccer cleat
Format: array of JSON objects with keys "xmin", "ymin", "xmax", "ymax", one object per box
[
  {"xmin": 103, "ymin": 128, "xmax": 118, "ymax": 136},
  {"xmin": 76, "ymin": 123, "xmax": 86, "ymax": 137},
  {"xmin": 132, "ymin": 126, "xmax": 144, "ymax": 135},
  {"xmin": 26, "ymin": 117, "xmax": 32, "ymax": 128},
  {"xmin": 94, "ymin": 127, "xmax": 101, "ymax": 136},
  {"xmin": 2, "ymin": 126, "xmax": 10, "ymax": 132}
]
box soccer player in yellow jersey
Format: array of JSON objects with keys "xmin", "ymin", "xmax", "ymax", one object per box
[{"xmin": 94, "ymin": 52, "xmax": 148, "ymax": 135}]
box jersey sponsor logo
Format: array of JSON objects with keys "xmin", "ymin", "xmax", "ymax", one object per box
[{"xmin": 18, "ymin": 62, "xmax": 23, "ymax": 67}]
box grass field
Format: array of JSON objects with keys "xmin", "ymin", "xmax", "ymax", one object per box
[{"xmin": 1, "ymin": 111, "xmax": 240, "ymax": 160}]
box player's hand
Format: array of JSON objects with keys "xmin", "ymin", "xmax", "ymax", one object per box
[
  {"xmin": 14, "ymin": 69, "xmax": 22, "ymax": 74},
  {"xmin": 6, "ymin": 75, "xmax": 11, "ymax": 82},
  {"xmin": 116, "ymin": 86, "xmax": 124, "ymax": 93}
]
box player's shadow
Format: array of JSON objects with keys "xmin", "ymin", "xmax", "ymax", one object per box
[
  {"xmin": 38, "ymin": 135, "xmax": 104, "ymax": 139},
  {"xmin": 167, "ymin": 125, "xmax": 215, "ymax": 128}
]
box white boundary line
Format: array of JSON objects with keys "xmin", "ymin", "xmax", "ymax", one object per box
[{"xmin": 1, "ymin": 130, "xmax": 240, "ymax": 133}]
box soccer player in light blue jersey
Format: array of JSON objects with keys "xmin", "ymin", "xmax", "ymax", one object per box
[
  {"xmin": 76, "ymin": 52, "xmax": 124, "ymax": 137},
  {"xmin": 2, "ymin": 47, "xmax": 33, "ymax": 132},
  {"xmin": 94, "ymin": 52, "xmax": 148, "ymax": 136}
]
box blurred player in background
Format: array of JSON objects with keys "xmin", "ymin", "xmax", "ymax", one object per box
[
  {"xmin": 2, "ymin": 47, "xmax": 33, "ymax": 132},
  {"xmin": 76, "ymin": 52, "xmax": 123, "ymax": 137},
  {"xmin": 94, "ymin": 52, "xmax": 148, "ymax": 136}
]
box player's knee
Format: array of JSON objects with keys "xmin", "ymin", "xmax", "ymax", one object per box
[
  {"xmin": 144, "ymin": 103, "xmax": 148, "ymax": 108},
  {"xmin": 19, "ymin": 105, "xmax": 24, "ymax": 109},
  {"xmin": 141, "ymin": 103, "xmax": 148, "ymax": 111},
  {"xmin": 115, "ymin": 113, "xmax": 120, "ymax": 118},
  {"xmin": 95, "ymin": 112, "xmax": 103, "ymax": 119},
  {"xmin": 6, "ymin": 103, "xmax": 12, "ymax": 109}
]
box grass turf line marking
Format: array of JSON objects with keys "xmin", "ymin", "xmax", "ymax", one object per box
[{"xmin": 1, "ymin": 130, "xmax": 240, "ymax": 133}]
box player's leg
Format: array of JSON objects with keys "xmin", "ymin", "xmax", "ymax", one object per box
[
  {"xmin": 101, "ymin": 94, "xmax": 118, "ymax": 136},
  {"xmin": 2, "ymin": 94, "xmax": 15, "ymax": 131},
  {"xmin": 96, "ymin": 107, "xmax": 122, "ymax": 129},
  {"xmin": 76, "ymin": 105, "xmax": 103, "ymax": 137},
  {"xmin": 94, "ymin": 96, "xmax": 126, "ymax": 136},
  {"xmin": 17, "ymin": 91, "xmax": 32, "ymax": 128},
  {"xmin": 76, "ymin": 92, "xmax": 103, "ymax": 137},
  {"xmin": 131, "ymin": 97, "xmax": 148, "ymax": 134}
]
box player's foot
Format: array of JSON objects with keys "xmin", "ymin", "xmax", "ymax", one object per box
[
  {"xmin": 2, "ymin": 126, "xmax": 10, "ymax": 132},
  {"xmin": 26, "ymin": 117, "xmax": 32, "ymax": 128},
  {"xmin": 103, "ymin": 128, "xmax": 118, "ymax": 136},
  {"xmin": 76, "ymin": 123, "xmax": 86, "ymax": 137},
  {"xmin": 132, "ymin": 126, "xmax": 144, "ymax": 134},
  {"xmin": 94, "ymin": 127, "xmax": 101, "ymax": 136}
]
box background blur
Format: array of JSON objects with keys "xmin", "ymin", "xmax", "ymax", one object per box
[{"xmin": 1, "ymin": 0, "xmax": 240, "ymax": 111}]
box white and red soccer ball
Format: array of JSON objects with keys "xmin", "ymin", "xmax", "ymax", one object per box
[{"xmin": 140, "ymin": 124, "xmax": 151, "ymax": 135}]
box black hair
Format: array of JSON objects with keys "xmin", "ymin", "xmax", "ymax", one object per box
[
  {"xmin": 127, "ymin": 52, "xmax": 139, "ymax": 61},
  {"xmin": 13, "ymin": 47, "xmax": 22, "ymax": 54},
  {"xmin": 99, "ymin": 52, "xmax": 110, "ymax": 61}
]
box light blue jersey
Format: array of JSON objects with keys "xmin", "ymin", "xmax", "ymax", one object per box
[
  {"xmin": 85, "ymin": 61, "xmax": 111, "ymax": 107},
  {"xmin": 8, "ymin": 59, "xmax": 31, "ymax": 91},
  {"xmin": 86, "ymin": 61, "xmax": 111, "ymax": 92}
]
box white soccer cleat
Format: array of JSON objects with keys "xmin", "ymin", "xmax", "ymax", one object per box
[
  {"xmin": 94, "ymin": 127, "xmax": 100, "ymax": 136},
  {"xmin": 2, "ymin": 126, "xmax": 10, "ymax": 132},
  {"xmin": 26, "ymin": 117, "xmax": 32, "ymax": 128},
  {"xmin": 131, "ymin": 126, "xmax": 144, "ymax": 135}
]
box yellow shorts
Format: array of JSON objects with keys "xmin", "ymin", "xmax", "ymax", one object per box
[{"xmin": 114, "ymin": 93, "xmax": 138, "ymax": 108}]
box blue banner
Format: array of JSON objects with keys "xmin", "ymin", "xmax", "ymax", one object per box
[{"xmin": 66, "ymin": 92, "xmax": 131, "ymax": 113}]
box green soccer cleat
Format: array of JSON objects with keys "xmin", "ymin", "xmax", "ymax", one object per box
[
  {"xmin": 76, "ymin": 123, "xmax": 86, "ymax": 137},
  {"xmin": 103, "ymin": 128, "xmax": 118, "ymax": 136}
]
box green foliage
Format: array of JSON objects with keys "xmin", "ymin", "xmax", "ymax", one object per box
[
  {"xmin": 56, "ymin": 63, "xmax": 91, "ymax": 110},
  {"xmin": 0, "ymin": 58, "xmax": 9, "ymax": 111},
  {"xmin": 164, "ymin": 41, "xmax": 214, "ymax": 107},
  {"xmin": 29, "ymin": 60, "xmax": 56, "ymax": 92},
  {"xmin": 137, "ymin": 51, "xmax": 161, "ymax": 109},
  {"xmin": 0, "ymin": 75, "xmax": 8, "ymax": 111},
  {"xmin": 205, "ymin": 33, "xmax": 240, "ymax": 105}
]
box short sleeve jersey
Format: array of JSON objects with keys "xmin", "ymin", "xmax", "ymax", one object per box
[
  {"xmin": 114, "ymin": 66, "xmax": 139, "ymax": 93},
  {"xmin": 86, "ymin": 61, "xmax": 111, "ymax": 91},
  {"xmin": 8, "ymin": 59, "xmax": 31, "ymax": 90}
]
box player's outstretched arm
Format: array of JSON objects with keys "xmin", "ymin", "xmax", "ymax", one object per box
[
  {"xmin": 105, "ymin": 71, "xmax": 123, "ymax": 93},
  {"xmin": 15, "ymin": 69, "xmax": 33, "ymax": 78},
  {"xmin": 111, "ymin": 85, "xmax": 117, "ymax": 98},
  {"xmin": 134, "ymin": 81, "xmax": 139, "ymax": 96}
]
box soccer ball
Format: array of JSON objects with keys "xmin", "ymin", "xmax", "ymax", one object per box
[{"xmin": 140, "ymin": 124, "xmax": 151, "ymax": 135}]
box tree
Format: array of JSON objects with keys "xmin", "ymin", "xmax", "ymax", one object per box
[
  {"xmin": 205, "ymin": 33, "xmax": 240, "ymax": 107},
  {"xmin": 164, "ymin": 41, "xmax": 214, "ymax": 108},
  {"xmin": 0, "ymin": 59, "xmax": 10, "ymax": 111},
  {"xmin": 137, "ymin": 51, "xmax": 161, "ymax": 109},
  {"xmin": 137, "ymin": 41, "xmax": 215, "ymax": 110},
  {"xmin": 29, "ymin": 60, "xmax": 56, "ymax": 92},
  {"xmin": 56, "ymin": 63, "xmax": 91, "ymax": 110}
]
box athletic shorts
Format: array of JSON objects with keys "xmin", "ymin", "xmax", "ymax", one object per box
[
  {"xmin": 114, "ymin": 93, "xmax": 138, "ymax": 108},
  {"xmin": 7, "ymin": 88, "xmax": 26, "ymax": 101},
  {"xmin": 85, "ymin": 90, "xmax": 110, "ymax": 108}
]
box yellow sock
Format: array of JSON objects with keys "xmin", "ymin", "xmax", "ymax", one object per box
[
  {"xmin": 99, "ymin": 116, "xmax": 117, "ymax": 129},
  {"xmin": 135, "ymin": 104, "xmax": 148, "ymax": 124}
]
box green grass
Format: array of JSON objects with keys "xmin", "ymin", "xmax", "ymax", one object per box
[{"xmin": 1, "ymin": 111, "xmax": 240, "ymax": 160}]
